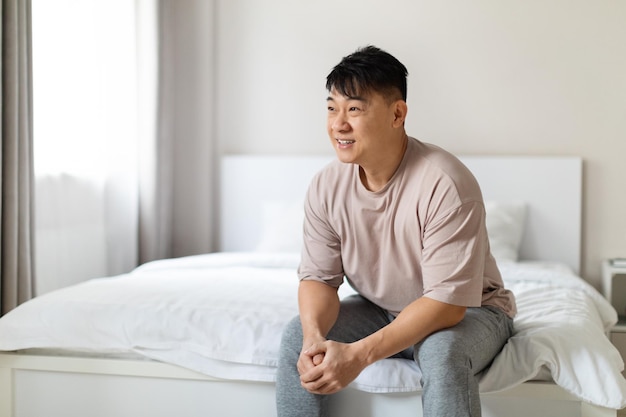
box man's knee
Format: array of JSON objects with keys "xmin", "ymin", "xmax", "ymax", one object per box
[
  {"xmin": 414, "ymin": 331, "xmax": 470, "ymax": 374},
  {"xmin": 280, "ymin": 316, "xmax": 304, "ymax": 354}
]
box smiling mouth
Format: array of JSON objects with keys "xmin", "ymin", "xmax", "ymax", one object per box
[{"xmin": 336, "ymin": 139, "xmax": 355, "ymax": 145}]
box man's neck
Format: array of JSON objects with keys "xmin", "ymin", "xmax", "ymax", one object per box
[{"xmin": 359, "ymin": 134, "xmax": 408, "ymax": 192}]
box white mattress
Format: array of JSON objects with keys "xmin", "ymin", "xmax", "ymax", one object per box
[{"xmin": 0, "ymin": 252, "xmax": 625, "ymax": 408}]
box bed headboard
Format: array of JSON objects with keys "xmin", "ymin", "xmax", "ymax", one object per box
[{"xmin": 220, "ymin": 155, "xmax": 582, "ymax": 274}]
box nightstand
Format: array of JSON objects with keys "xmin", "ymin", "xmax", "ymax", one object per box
[
  {"xmin": 603, "ymin": 259, "xmax": 626, "ymax": 319},
  {"xmin": 602, "ymin": 259, "xmax": 626, "ymax": 378}
]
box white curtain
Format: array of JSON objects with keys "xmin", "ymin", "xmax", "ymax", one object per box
[{"xmin": 33, "ymin": 0, "xmax": 216, "ymax": 295}]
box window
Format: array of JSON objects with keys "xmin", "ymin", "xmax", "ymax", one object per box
[
  {"xmin": 32, "ymin": 0, "xmax": 152, "ymax": 293},
  {"xmin": 33, "ymin": 0, "xmax": 139, "ymax": 179}
]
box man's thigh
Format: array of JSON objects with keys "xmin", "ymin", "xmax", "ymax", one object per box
[
  {"xmin": 415, "ymin": 306, "xmax": 513, "ymax": 374},
  {"xmin": 326, "ymin": 295, "xmax": 393, "ymax": 343}
]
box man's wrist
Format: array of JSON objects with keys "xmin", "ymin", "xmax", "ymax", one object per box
[
  {"xmin": 352, "ymin": 337, "xmax": 379, "ymax": 367},
  {"xmin": 302, "ymin": 333, "xmax": 326, "ymax": 348}
]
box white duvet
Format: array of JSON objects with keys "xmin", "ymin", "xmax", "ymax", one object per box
[{"xmin": 0, "ymin": 252, "xmax": 625, "ymax": 409}]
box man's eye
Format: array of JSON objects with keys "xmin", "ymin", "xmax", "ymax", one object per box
[
  {"xmin": 349, "ymin": 107, "xmax": 360, "ymax": 112},
  {"xmin": 327, "ymin": 106, "xmax": 335, "ymax": 112}
]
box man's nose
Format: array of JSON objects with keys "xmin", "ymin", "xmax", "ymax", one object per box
[{"xmin": 331, "ymin": 112, "xmax": 350, "ymax": 132}]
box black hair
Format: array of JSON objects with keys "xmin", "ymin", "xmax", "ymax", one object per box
[{"xmin": 326, "ymin": 45, "xmax": 408, "ymax": 102}]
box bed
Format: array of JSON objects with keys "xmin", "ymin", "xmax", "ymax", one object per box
[{"xmin": 0, "ymin": 154, "xmax": 625, "ymax": 417}]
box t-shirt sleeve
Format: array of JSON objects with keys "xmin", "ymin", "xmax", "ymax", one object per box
[
  {"xmin": 420, "ymin": 200, "xmax": 487, "ymax": 307},
  {"xmin": 297, "ymin": 184, "xmax": 344, "ymax": 287}
]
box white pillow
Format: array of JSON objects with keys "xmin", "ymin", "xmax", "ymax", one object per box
[
  {"xmin": 254, "ymin": 199, "xmax": 527, "ymax": 264},
  {"xmin": 255, "ymin": 200, "xmax": 305, "ymax": 253},
  {"xmin": 484, "ymin": 201, "xmax": 526, "ymax": 263}
]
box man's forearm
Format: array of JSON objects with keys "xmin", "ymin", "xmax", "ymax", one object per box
[
  {"xmin": 298, "ymin": 280, "xmax": 340, "ymax": 343},
  {"xmin": 354, "ymin": 297, "xmax": 466, "ymax": 367}
]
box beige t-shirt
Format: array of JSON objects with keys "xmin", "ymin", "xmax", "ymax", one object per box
[{"xmin": 298, "ymin": 137, "xmax": 517, "ymax": 318}]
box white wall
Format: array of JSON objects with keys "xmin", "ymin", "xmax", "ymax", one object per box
[{"xmin": 211, "ymin": 0, "xmax": 626, "ymax": 287}]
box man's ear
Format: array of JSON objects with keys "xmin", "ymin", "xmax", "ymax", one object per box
[{"xmin": 392, "ymin": 100, "xmax": 408, "ymax": 127}]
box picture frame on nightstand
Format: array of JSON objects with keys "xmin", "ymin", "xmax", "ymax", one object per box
[
  {"xmin": 603, "ymin": 259, "xmax": 626, "ymax": 322},
  {"xmin": 603, "ymin": 259, "xmax": 626, "ymax": 378}
]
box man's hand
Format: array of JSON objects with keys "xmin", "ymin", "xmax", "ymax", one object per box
[
  {"xmin": 296, "ymin": 295, "xmax": 467, "ymax": 396},
  {"xmin": 298, "ymin": 340, "xmax": 368, "ymax": 395},
  {"xmin": 296, "ymin": 336, "xmax": 326, "ymax": 376}
]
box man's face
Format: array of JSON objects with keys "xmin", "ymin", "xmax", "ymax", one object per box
[{"xmin": 326, "ymin": 88, "xmax": 400, "ymax": 167}]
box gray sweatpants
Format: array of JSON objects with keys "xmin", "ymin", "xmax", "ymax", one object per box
[{"xmin": 276, "ymin": 294, "xmax": 514, "ymax": 417}]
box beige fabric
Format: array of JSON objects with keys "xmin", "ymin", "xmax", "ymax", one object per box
[
  {"xmin": 298, "ymin": 137, "xmax": 516, "ymax": 318},
  {"xmin": 139, "ymin": 0, "xmax": 217, "ymax": 263},
  {"xmin": 0, "ymin": 0, "xmax": 35, "ymax": 315}
]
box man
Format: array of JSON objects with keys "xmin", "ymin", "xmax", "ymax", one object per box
[{"xmin": 276, "ymin": 46, "xmax": 516, "ymax": 417}]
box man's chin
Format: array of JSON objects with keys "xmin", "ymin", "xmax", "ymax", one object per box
[{"xmin": 333, "ymin": 149, "xmax": 358, "ymax": 165}]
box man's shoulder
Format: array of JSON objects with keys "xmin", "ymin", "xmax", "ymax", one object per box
[
  {"xmin": 406, "ymin": 137, "xmax": 481, "ymax": 197},
  {"xmin": 407, "ymin": 138, "xmax": 468, "ymax": 176}
]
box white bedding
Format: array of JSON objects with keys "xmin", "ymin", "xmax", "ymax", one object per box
[{"xmin": 1, "ymin": 252, "xmax": 625, "ymax": 409}]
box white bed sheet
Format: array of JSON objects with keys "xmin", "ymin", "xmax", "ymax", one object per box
[{"xmin": 0, "ymin": 252, "xmax": 625, "ymax": 408}]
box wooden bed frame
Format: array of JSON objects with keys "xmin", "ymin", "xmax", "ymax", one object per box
[{"xmin": 1, "ymin": 154, "xmax": 616, "ymax": 417}]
